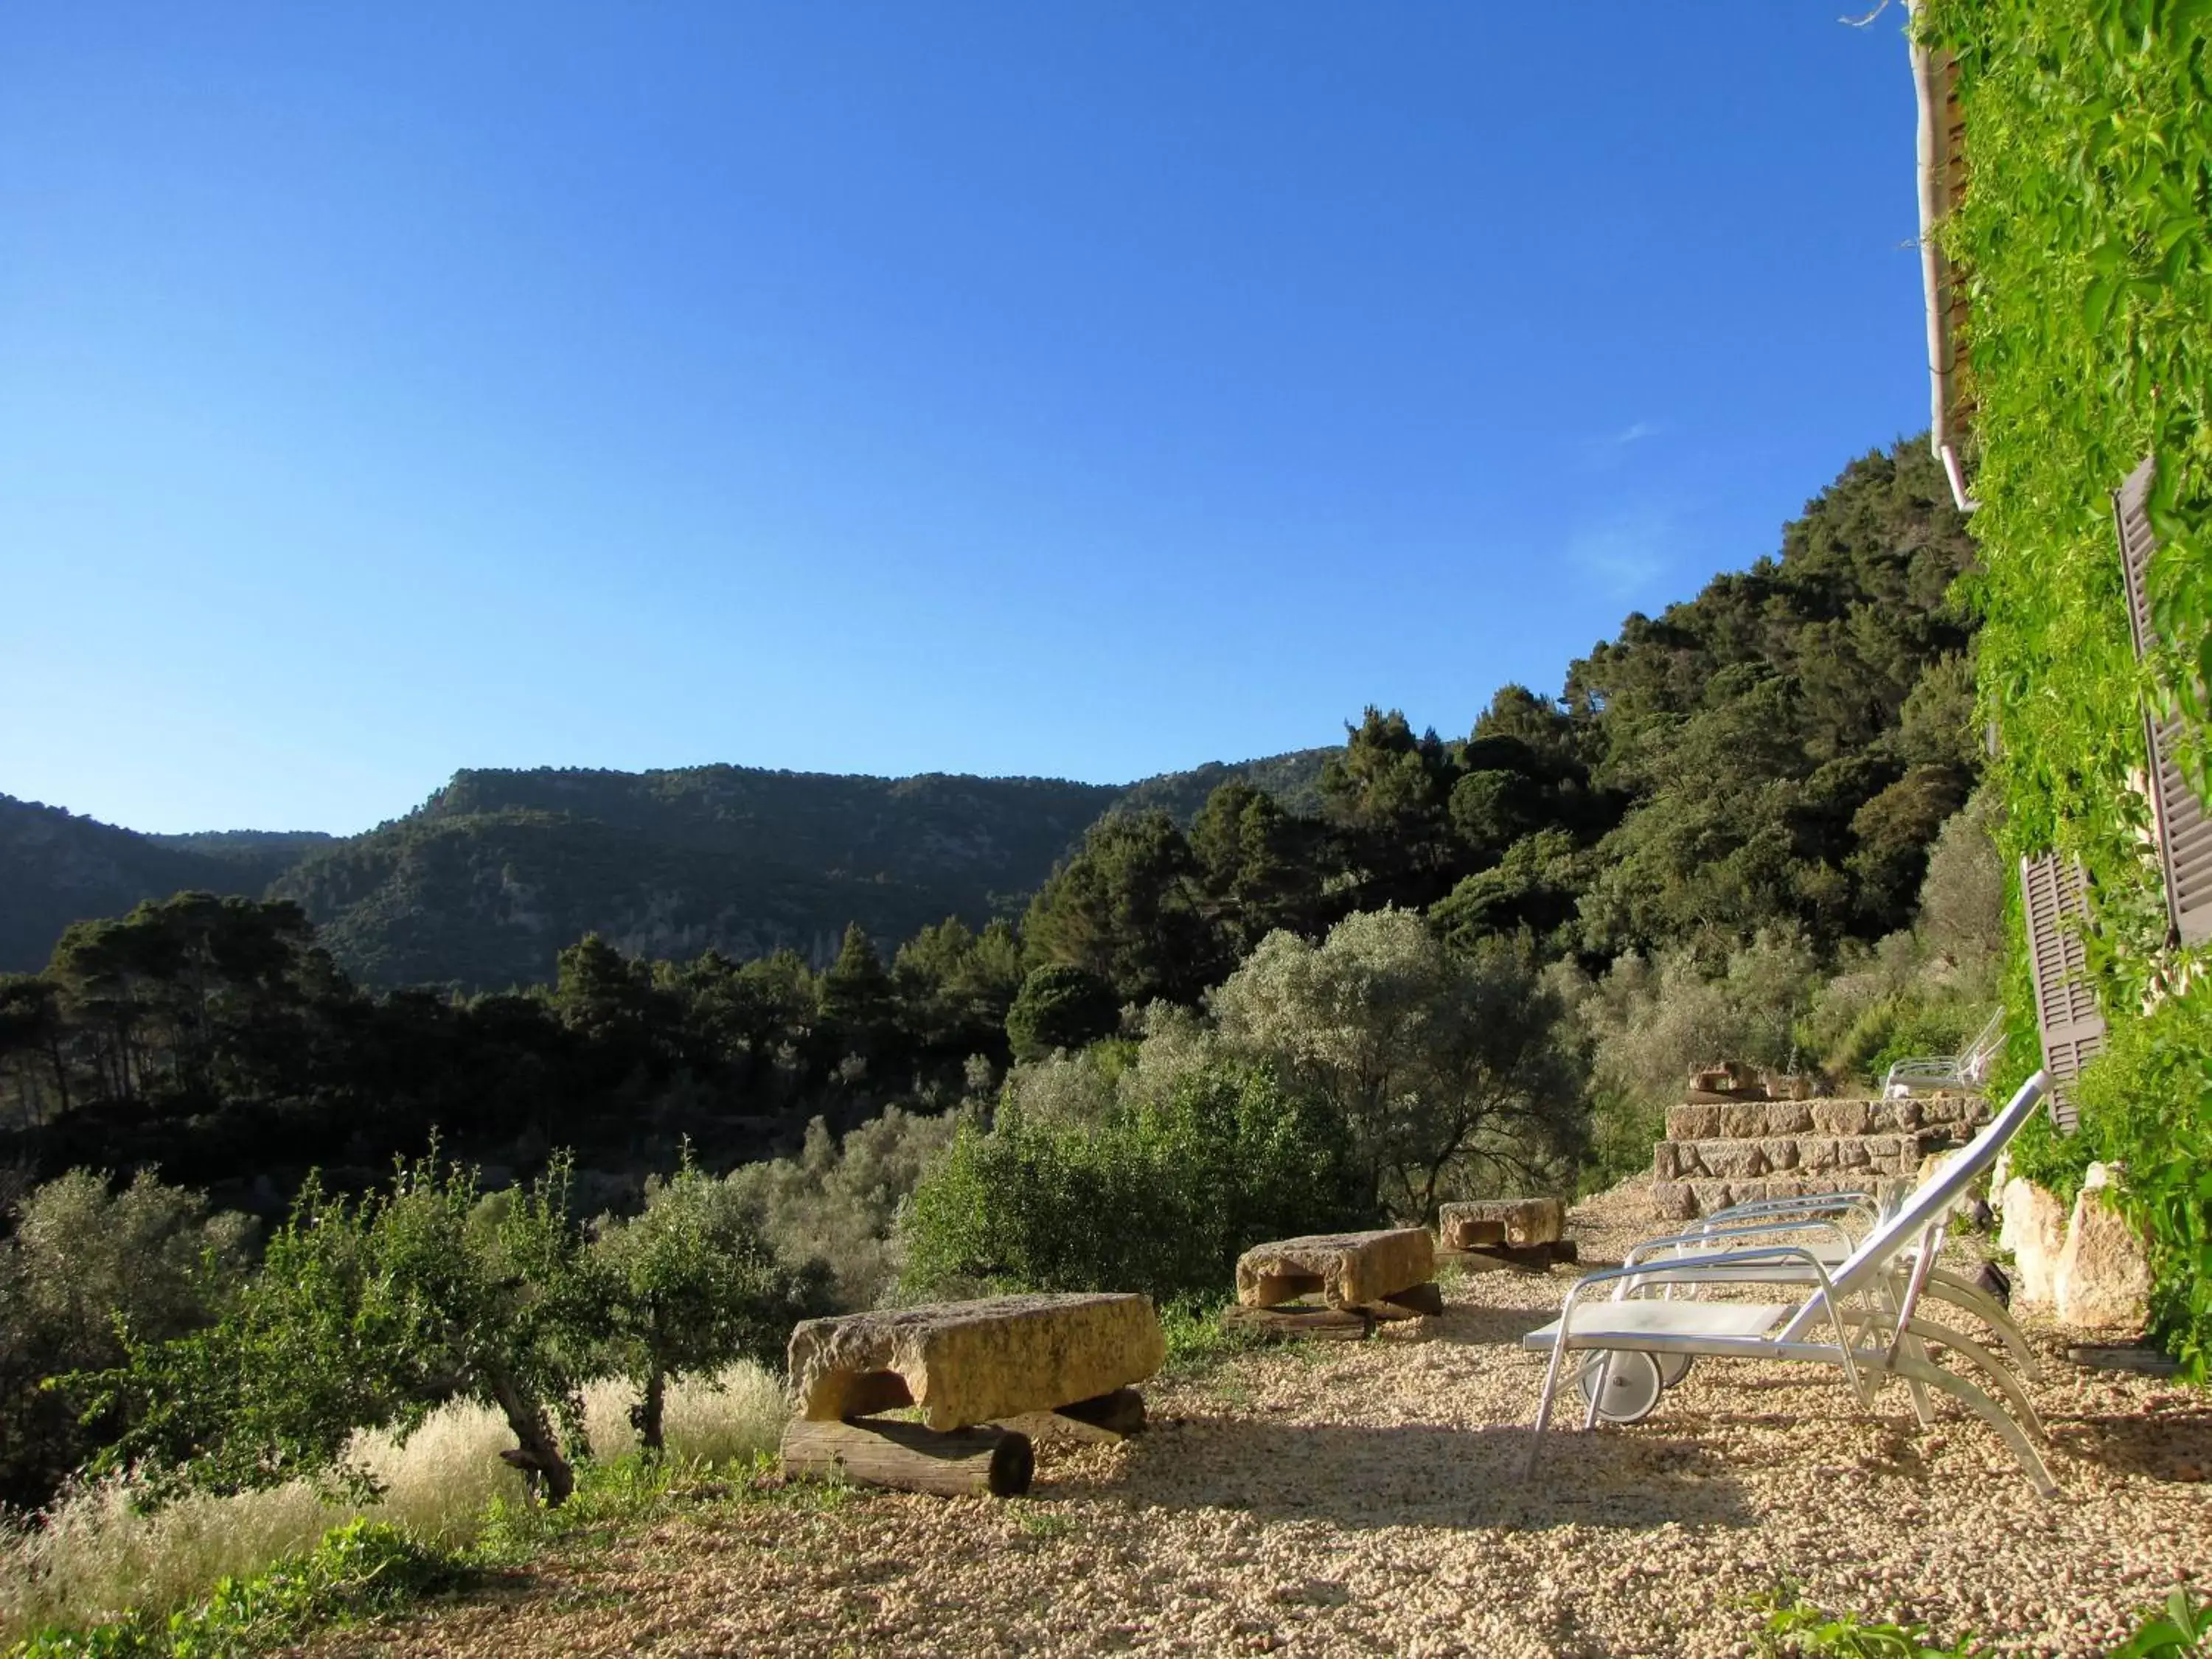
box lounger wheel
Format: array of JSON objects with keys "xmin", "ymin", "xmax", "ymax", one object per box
[
  {"xmin": 1577, "ymin": 1350, "xmax": 1663, "ymax": 1424},
  {"xmin": 1655, "ymin": 1351, "xmax": 1693, "ymax": 1388}
]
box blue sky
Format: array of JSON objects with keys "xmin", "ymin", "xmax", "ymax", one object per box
[{"xmin": 0, "ymin": 3, "xmax": 1928, "ymax": 834}]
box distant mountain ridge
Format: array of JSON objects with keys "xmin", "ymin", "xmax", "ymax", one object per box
[{"xmin": 0, "ymin": 750, "xmax": 1337, "ymax": 984}]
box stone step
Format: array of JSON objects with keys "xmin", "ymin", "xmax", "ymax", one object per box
[
  {"xmin": 1664, "ymin": 1094, "xmax": 1985, "ymax": 1142},
  {"xmin": 1653, "ymin": 1130, "xmax": 1949, "ymax": 1185}
]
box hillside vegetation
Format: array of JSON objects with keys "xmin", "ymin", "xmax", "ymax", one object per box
[
  {"xmin": 1, "ymin": 759, "xmax": 1337, "ymax": 987},
  {"xmin": 0, "ymin": 435, "xmax": 2014, "ymax": 1545}
]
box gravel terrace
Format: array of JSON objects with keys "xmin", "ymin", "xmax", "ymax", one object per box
[{"xmin": 301, "ymin": 1179, "xmax": 2211, "ymax": 1658}]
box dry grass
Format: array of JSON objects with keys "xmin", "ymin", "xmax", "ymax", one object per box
[{"xmin": 0, "ymin": 1361, "xmax": 788, "ymax": 1645}]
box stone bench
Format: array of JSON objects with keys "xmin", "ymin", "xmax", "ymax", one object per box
[
  {"xmin": 1225, "ymin": 1228, "xmax": 1440, "ymax": 1340},
  {"xmin": 780, "ymin": 1293, "xmax": 1165, "ymax": 1498},
  {"xmin": 1435, "ymin": 1197, "xmax": 1577, "ymax": 1271}
]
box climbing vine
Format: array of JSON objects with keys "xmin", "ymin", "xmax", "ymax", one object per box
[{"xmin": 1928, "ymin": 0, "xmax": 2212, "ymax": 1378}]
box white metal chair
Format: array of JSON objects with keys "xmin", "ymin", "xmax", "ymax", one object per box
[
  {"xmin": 1882, "ymin": 1006, "xmax": 2006, "ymax": 1097},
  {"xmin": 1521, "ymin": 1072, "xmax": 2056, "ymax": 1496}
]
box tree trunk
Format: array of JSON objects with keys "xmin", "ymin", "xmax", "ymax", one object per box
[
  {"xmin": 484, "ymin": 1365, "xmax": 574, "ymax": 1506},
  {"xmin": 780, "ymin": 1418, "xmax": 1033, "ymax": 1498},
  {"xmin": 632, "ymin": 1363, "xmax": 667, "ymax": 1455},
  {"xmin": 41, "ymin": 1027, "xmax": 69, "ymax": 1118}
]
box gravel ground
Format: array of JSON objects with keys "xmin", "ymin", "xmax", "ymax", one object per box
[{"xmin": 301, "ymin": 1179, "xmax": 2210, "ymax": 1658}]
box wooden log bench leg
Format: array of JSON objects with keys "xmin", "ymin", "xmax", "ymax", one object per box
[
  {"xmin": 1361, "ymin": 1281, "xmax": 1444, "ymax": 1320},
  {"xmin": 1220, "ymin": 1303, "xmax": 1374, "ymax": 1341},
  {"xmin": 781, "ymin": 1417, "xmax": 1034, "ymax": 1498}
]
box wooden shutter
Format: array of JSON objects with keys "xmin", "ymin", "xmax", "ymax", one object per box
[
  {"xmin": 2020, "ymin": 852, "xmax": 2103, "ymax": 1134},
  {"xmin": 2115, "ymin": 457, "xmax": 2212, "ymax": 945}
]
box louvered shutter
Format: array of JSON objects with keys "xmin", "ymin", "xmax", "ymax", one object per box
[
  {"xmin": 2020, "ymin": 852, "xmax": 2103, "ymax": 1134},
  {"xmin": 2115, "ymin": 458, "xmax": 2212, "ymax": 945}
]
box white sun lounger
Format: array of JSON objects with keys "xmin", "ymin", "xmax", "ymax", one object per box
[
  {"xmin": 1624, "ymin": 1192, "xmax": 2039, "ymax": 1381},
  {"xmin": 1521, "ymin": 1072, "xmax": 2056, "ymax": 1496}
]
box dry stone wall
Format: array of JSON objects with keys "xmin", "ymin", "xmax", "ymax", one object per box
[{"xmin": 1651, "ymin": 1094, "xmax": 1988, "ymax": 1220}]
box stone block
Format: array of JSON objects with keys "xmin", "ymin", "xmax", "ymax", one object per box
[
  {"xmin": 1652, "ymin": 1142, "xmax": 1680, "ymax": 1182},
  {"xmin": 789, "ymin": 1293, "xmax": 1165, "ymax": 1431},
  {"xmin": 1797, "ymin": 1137, "xmax": 1838, "ymax": 1174},
  {"xmin": 1651, "ymin": 1180, "xmax": 1697, "ymax": 1221},
  {"xmin": 1813, "ymin": 1101, "xmax": 1871, "ymax": 1136},
  {"xmin": 1837, "ymin": 1140, "xmax": 1871, "ymax": 1169},
  {"xmin": 1762, "ymin": 1138, "xmax": 1801, "ymax": 1172},
  {"xmin": 2000, "ymin": 1177, "xmax": 2067, "ymax": 1309},
  {"xmin": 1864, "ymin": 1135, "xmax": 1903, "ymax": 1169},
  {"xmin": 1237, "ymin": 1228, "xmax": 1434, "ymax": 1309},
  {"xmin": 1439, "ymin": 1199, "xmax": 1565, "ymax": 1249},
  {"xmin": 1719, "ymin": 1104, "xmax": 1770, "ymax": 1138},
  {"xmin": 1765, "ymin": 1105, "xmax": 1814, "ymax": 1135},
  {"xmin": 1666, "ymin": 1104, "xmax": 1720, "ymax": 1140},
  {"xmin": 1888, "ymin": 1098, "xmax": 1923, "ymax": 1131},
  {"xmin": 2054, "ymin": 1166, "xmax": 2153, "ymax": 1330},
  {"xmin": 1700, "ymin": 1140, "xmax": 1770, "ymax": 1179}
]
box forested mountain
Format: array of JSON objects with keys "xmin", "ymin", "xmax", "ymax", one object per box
[
  {"xmin": 142, "ymin": 830, "xmax": 337, "ymax": 889},
  {"xmin": 0, "ymin": 799, "xmax": 274, "ymax": 974},
  {"xmin": 1015, "ymin": 439, "xmax": 1979, "ymax": 992},
  {"xmin": 1, "ymin": 757, "xmax": 1336, "ymax": 984}
]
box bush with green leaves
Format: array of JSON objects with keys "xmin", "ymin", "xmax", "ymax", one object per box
[
  {"xmin": 900, "ymin": 1057, "xmax": 1370, "ymax": 1304},
  {"xmin": 589, "ymin": 1151, "xmax": 832, "ymax": 1452},
  {"xmin": 86, "ymin": 1152, "xmax": 602, "ymax": 1507},
  {"xmin": 722, "ymin": 1107, "xmax": 960, "ymax": 1310},
  {"xmin": 0, "ymin": 1172, "xmax": 254, "ymax": 1511},
  {"xmin": 1556, "ymin": 928, "xmax": 1822, "ymax": 1101}
]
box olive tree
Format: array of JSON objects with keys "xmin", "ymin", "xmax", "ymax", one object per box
[
  {"xmin": 91, "ymin": 1152, "xmax": 603, "ymax": 1506},
  {"xmin": 0, "ymin": 1169, "xmax": 253, "ymax": 1509},
  {"xmin": 1210, "ymin": 908, "xmax": 1582, "ymax": 1220},
  {"xmin": 590, "ymin": 1152, "xmax": 831, "ymax": 1453}
]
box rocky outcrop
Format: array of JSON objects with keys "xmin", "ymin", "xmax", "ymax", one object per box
[
  {"xmin": 2000, "ymin": 1177, "xmax": 2069, "ymax": 1306},
  {"xmin": 2053, "ymin": 1166, "xmax": 2154, "ymax": 1329},
  {"xmin": 2001, "ymin": 1165, "xmax": 2153, "ymax": 1329}
]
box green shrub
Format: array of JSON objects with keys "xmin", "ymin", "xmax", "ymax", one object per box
[
  {"xmin": 589, "ymin": 1150, "xmax": 832, "ymax": 1453},
  {"xmin": 1576, "ymin": 1087, "xmax": 1666, "ymax": 1197},
  {"xmin": 2005, "ymin": 994, "xmax": 2212, "ymax": 1382},
  {"xmin": 723, "ymin": 1107, "xmax": 960, "ymax": 1309},
  {"xmin": 0, "ymin": 1172, "xmax": 254, "ymax": 1512},
  {"xmin": 83, "ymin": 1153, "xmax": 604, "ymax": 1507},
  {"xmin": 900, "ymin": 1058, "xmax": 1371, "ymax": 1304}
]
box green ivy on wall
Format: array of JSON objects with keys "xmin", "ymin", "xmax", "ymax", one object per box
[{"xmin": 1929, "ymin": 0, "xmax": 2212, "ymax": 1380}]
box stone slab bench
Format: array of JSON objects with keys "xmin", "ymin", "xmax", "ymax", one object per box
[
  {"xmin": 1438, "ymin": 1198, "xmax": 1566, "ymax": 1251},
  {"xmin": 789, "ymin": 1292, "xmax": 1164, "ymax": 1431},
  {"xmin": 782, "ymin": 1293, "xmax": 1166, "ymax": 1498},
  {"xmin": 1236, "ymin": 1228, "xmax": 1434, "ymax": 1310}
]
